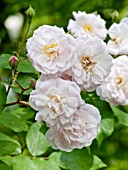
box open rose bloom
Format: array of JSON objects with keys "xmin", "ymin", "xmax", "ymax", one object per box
[
  {"xmin": 26, "ymin": 25, "xmax": 77, "ymax": 74},
  {"xmin": 46, "ymin": 104, "xmax": 100, "ymax": 152},
  {"xmin": 96, "ymin": 55, "xmax": 128, "ymax": 106},
  {"xmin": 67, "ymin": 11, "xmax": 107, "ymax": 40},
  {"xmin": 71, "ymin": 35, "xmax": 113, "ymax": 92},
  {"xmin": 30, "ymin": 78, "xmax": 84, "ymax": 127},
  {"xmin": 107, "ymin": 17, "xmax": 128, "ymax": 56}
]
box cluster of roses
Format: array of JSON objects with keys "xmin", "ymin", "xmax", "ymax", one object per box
[{"xmin": 26, "ymin": 11, "xmax": 128, "ymax": 152}]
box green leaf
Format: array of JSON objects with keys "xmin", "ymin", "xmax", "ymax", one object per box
[
  {"xmin": 12, "ymin": 156, "xmax": 34, "ymax": 170},
  {"xmin": 0, "ymin": 112, "xmax": 28, "ymax": 132},
  {"xmin": 0, "ymin": 155, "xmax": 13, "ymax": 166},
  {"xmin": 0, "ymin": 81, "xmax": 6, "ymax": 113},
  {"xmin": 0, "ymin": 132, "xmax": 21, "ymax": 156},
  {"xmin": 81, "ymin": 91, "xmax": 114, "ymax": 119},
  {"xmin": 97, "ymin": 118, "xmax": 114, "ymax": 146},
  {"xmin": 60, "ymin": 149, "xmax": 93, "ymax": 170},
  {"xmin": 91, "ymin": 155, "xmax": 107, "ymax": 170},
  {"xmin": 33, "ymin": 158, "xmax": 61, "ymax": 170},
  {"xmin": 17, "ymin": 58, "xmax": 37, "ymax": 73},
  {"xmin": 26, "ymin": 122, "xmax": 49, "ymax": 156},
  {"xmin": 49, "ymin": 152, "xmax": 66, "ymax": 169},
  {"xmin": 0, "ymin": 162, "xmax": 13, "ymax": 170},
  {"xmin": 13, "ymin": 156, "xmax": 61, "ymax": 170},
  {"xmin": 12, "ymin": 107, "xmax": 35, "ymax": 120},
  {"xmin": 111, "ymin": 106, "xmax": 128, "ymax": 126},
  {"xmin": 12, "ymin": 73, "xmax": 33, "ymax": 95},
  {"xmin": 0, "ymin": 54, "xmax": 11, "ymax": 69}
]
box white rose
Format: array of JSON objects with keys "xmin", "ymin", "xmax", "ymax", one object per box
[
  {"xmin": 29, "ymin": 78, "xmax": 84, "ymax": 127},
  {"xmin": 46, "ymin": 104, "xmax": 101, "ymax": 152},
  {"xmin": 71, "ymin": 35, "xmax": 113, "ymax": 92},
  {"xmin": 67, "ymin": 11, "xmax": 107, "ymax": 40},
  {"xmin": 96, "ymin": 55, "xmax": 128, "ymax": 106},
  {"xmin": 107, "ymin": 18, "xmax": 128, "ymax": 56},
  {"xmin": 26, "ymin": 25, "xmax": 77, "ymax": 74}
]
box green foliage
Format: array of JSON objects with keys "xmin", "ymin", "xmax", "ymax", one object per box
[
  {"xmin": 60, "ymin": 149, "xmax": 93, "ymax": 170},
  {"xmin": 11, "ymin": 107, "xmax": 35, "ymax": 120},
  {"xmin": 91, "ymin": 155, "xmax": 107, "ymax": 170},
  {"xmin": 26, "ymin": 122, "xmax": 50, "ymax": 156},
  {"xmin": 0, "ymin": 112, "xmax": 28, "ymax": 132},
  {"xmin": 33, "ymin": 157, "xmax": 61, "ymax": 170},
  {"xmin": 111, "ymin": 106, "xmax": 128, "ymax": 126},
  {"xmin": 0, "ymin": 132, "xmax": 21, "ymax": 156},
  {"xmin": 48, "ymin": 152, "xmax": 67, "ymax": 169},
  {"xmin": 0, "ymin": 162, "xmax": 12, "ymax": 170},
  {"xmin": 97, "ymin": 118, "xmax": 114, "ymax": 146},
  {"xmin": 12, "ymin": 73, "xmax": 33, "ymax": 95},
  {"xmin": 0, "ymin": 54, "xmax": 11, "ymax": 69},
  {"xmin": 0, "ymin": 155, "xmax": 13, "ymax": 166},
  {"xmin": 81, "ymin": 91, "xmax": 114, "ymax": 118},
  {"xmin": 0, "ymin": 0, "xmax": 128, "ymax": 169},
  {"xmin": 0, "ymin": 81, "xmax": 6, "ymax": 113},
  {"xmin": 12, "ymin": 156, "xmax": 34, "ymax": 170},
  {"xmin": 17, "ymin": 58, "xmax": 37, "ymax": 74}
]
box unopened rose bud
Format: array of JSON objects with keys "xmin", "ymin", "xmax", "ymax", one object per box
[
  {"xmin": 29, "ymin": 79, "xmax": 36, "ymax": 89},
  {"xmin": 9, "ymin": 56, "xmax": 19, "ymax": 69},
  {"xmin": 111, "ymin": 10, "xmax": 119, "ymax": 21},
  {"xmin": 26, "ymin": 5, "xmax": 35, "ymax": 18}
]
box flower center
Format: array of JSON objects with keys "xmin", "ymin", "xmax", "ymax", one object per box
[
  {"xmin": 116, "ymin": 76, "xmax": 123, "ymax": 85},
  {"xmin": 112, "ymin": 36, "xmax": 124, "ymax": 46},
  {"xmin": 43, "ymin": 43, "xmax": 59, "ymax": 60},
  {"xmin": 48, "ymin": 95, "xmax": 62, "ymax": 113},
  {"xmin": 83, "ymin": 24, "xmax": 93, "ymax": 32},
  {"xmin": 81, "ymin": 56, "xmax": 96, "ymax": 71}
]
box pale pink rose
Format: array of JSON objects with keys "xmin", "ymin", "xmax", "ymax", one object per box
[
  {"xmin": 96, "ymin": 55, "xmax": 128, "ymax": 106},
  {"xmin": 26, "ymin": 25, "xmax": 77, "ymax": 74},
  {"xmin": 107, "ymin": 17, "xmax": 128, "ymax": 56},
  {"xmin": 67, "ymin": 11, "xmax": 107, "ymax": 40},
  {"xmin": 46, "ymin": 104, "xmax": 101, "ymax": 152},
  {"xmin": 71, "ymin": 35, "xmax": 113, "ymax": 92},
  {"xmin": 29, "ymin": 78, "xmax": 84, "ymax": 127}
]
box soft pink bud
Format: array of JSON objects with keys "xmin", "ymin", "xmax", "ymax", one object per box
[{"xmin": 9, "ymin": 56, "xmax": 19, "ymax": 69}]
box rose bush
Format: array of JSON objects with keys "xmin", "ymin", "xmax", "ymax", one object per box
[{"xmin": 0, "ymin": 6, "xmax": 128, "ymax": 170}]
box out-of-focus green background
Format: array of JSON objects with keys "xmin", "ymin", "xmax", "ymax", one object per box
[
  {"xmin": 1, "ymin": 0, "xmax": 128, "ymax": 54},
  {"xmin": 0, "ymin": 0, "xmax": 128, "ymax": 169}
]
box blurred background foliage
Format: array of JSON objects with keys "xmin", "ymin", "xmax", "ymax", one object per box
[
  {"xmin": 0, "ymin": 0, "xmax": 128, "ymax": 169},
  {"xmin": 1, "ymin": 0, "xmax": 128, "ymax": 54}
]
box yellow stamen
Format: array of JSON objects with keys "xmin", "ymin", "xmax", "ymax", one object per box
[
  {"xmin": 116, "ymin": 76, "xmax": 123, "ymax": 85},
  {"xmin": 81, "ymin": 56, "xmax": 96, "ymax": 70},
  {"xmin": 43, "ymin": 43, "xmax": 59, "ymax": 59},
  {"xmin": 84, "ymin": 24, "xmax": 93, "ymax": 32}
]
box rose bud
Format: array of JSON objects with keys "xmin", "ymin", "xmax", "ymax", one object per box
[{"xmin": 9, "ymin": 56, "xmax": 19, "ymax": 69}]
